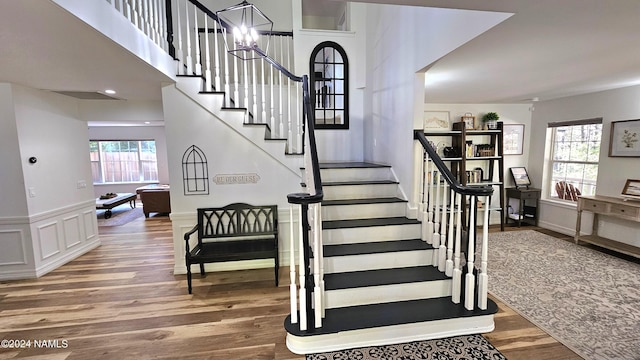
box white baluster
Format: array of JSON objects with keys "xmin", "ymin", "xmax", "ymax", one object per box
[
  {"xmin": 125, "ymin": 0, "xmax": 132, "ymax": 22},
  {"xmin": 193, "ymin": 6, "xmax": 201, "ymax": 76},
  {"xmin": 117, "ymin": 0, "xmax": 123, "ymax": 14},
  {"xmin": 286, "ymin": 38, "xmax": 292, "ymax": 152},
  {"xmin": 478, "ymin": 195, "xmax": 490, "ymax": 310},
  {"xmin": 445, "ymin": 189, "xmax": 455, "ymax": 276},
  {"xmin": 233, "ymin": 49, "xmax": 239, "ymax": 108},
  {"xmin": 223, "ymin": 29, "xmax": 231, "ymax": 107},
  {"xmin": 143, "ymin": 0, "xmax": 151, "ymax": 35},
  {"xmin": 260, "ymin": 38, "xmax": 266, "ymax": 125},
  {"xmin": 243, "ymin": 54, "xmax": 249, "ymax": 115},
  {"xmin": 278, "ymin": 36, "xmax": 284, "ymax": 138},
  {"xmin": 213, "ymin": 21, "xmax": 221, "ymax": 91},
  {"xmin": 137, "ymin": 0, "xmax": 144, "ymax": 30},
  {"xmin": 252, "ymin": 55, "xmax": 258, "ymax": 123},
  {"xmin": 184, "ymin": 0, "xmax": 192, "ymax": 75},
  {"xmin": 465, "ymin": 196, "xmax": 477, "ymax": 311},
  {"xmin": 438, "ymin": 181, "xmax": 448, "ymax": 271},
  {"xmin": 203, "ymin": 16, "xmax": 212, "ymax": 92},
  {"xmin": 289, "ymin": 205, "xmax": 298, "ymax": 323},
  {"xmin": 452, "ymin": 193, "xmax": 462, "ymax": 304},
  {"xmin": 296, "ymin": 81, "xmax": 302, "ymax": 153},
  {"xmin": 132, "ymin": 0, "xmax": 140, "ymax": 28},
  {"xmin": 158, "ymin": 0, "xmax": 167, "ymax": 51},
  {"xmin": 423, "ymin": 157, "xmax": 433, "ymax": 243},
  {"xmin": 432, "ymin": 171, "xmax": 441, "ymax": 247},
  {"xmin": 270, "ymin": 39, "xmax": 276, "ymax": 136},
  {"xmin": 175, "ymin": 0, "xmax": 184, "ymax": 74}
]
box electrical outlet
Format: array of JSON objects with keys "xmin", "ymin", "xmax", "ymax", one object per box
[
  {"xmin": 77, "ymin": 180, "xmax": 87, "ymax": 189},
  {"xmin": 28, "ymin": 187, "xmax": 36, "ymax": 198}
]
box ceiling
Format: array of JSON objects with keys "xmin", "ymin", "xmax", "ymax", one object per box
[
  {"xmin": 2, "ymin": 1, "xmax": 640, "ymax": 105},
  {"xmin": 341, "ymin": 0, "xmax": 640, "ymax": 103}
]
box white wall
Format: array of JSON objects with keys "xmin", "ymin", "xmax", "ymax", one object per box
[
  {"xmin": 364, "ymin": 4, "xmax": 511, "ymax": 202},
  {"xmin": 162, "ymin": 83, "xmax": 303, "ymax": 274},
  {"xmin": 291, "ymin": 1, "xmax": 367, "ymax": 162},
  {"xmin": 87, "ymin": 125, "xmax": 170, "ymax": 197},
  {"xmin": 0, "ymin": 84, "xmax": 28, "ymax": 218},
  {"xmin": 529, "ymin": 85, "xmax": 640, "ymax": 246},
  {"xmin": 0, "ymin": 84, "xmax": 99, "ymax": 280}
]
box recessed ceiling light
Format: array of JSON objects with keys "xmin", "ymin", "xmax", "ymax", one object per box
[
  {"xmin": 144, "ymin": 121, "xmax": 151, "ymax": 124},
  {"xmin": 104, "ymin": 89, "xmax": 116, "ymax": 95}
]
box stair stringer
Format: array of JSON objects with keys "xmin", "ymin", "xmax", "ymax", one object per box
[{"xmin": 174, "ymin": 76, "xmax": 302, "ymax": 176}]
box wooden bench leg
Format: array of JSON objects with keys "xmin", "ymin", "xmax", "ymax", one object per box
[{"xmin": 186, "ymin": 258, "xmax": 193, "ymax": 294}]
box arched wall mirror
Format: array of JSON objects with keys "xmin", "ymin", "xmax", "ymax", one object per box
[{"xmin": 309, "ymin": 41, "xmax": 349, "ymax": 129}]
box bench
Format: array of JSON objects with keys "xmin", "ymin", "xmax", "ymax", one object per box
[
  {"xmin": 95, "ymin": 193, "xmax": 137, "ymax": 219},
  {"xmin": 183, "ymin": 203, "xmax": 279, "ymax": 294}
]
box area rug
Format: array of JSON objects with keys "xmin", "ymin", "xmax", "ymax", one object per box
[
  {"xmin": 486, "ymin": 230, "xmax": 640, "ymax": 360},
  {"xmin": 306, "ymin": 334, "xmax": 506, "ymax": 360},
  {"xmin": 97, "ymin": 204, "xmax": 143, "ymax": 226}
]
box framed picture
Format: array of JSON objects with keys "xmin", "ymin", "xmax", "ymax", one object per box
[
  {"xmin": 509, "ymin": 167, "xmax": 531, "ymax": 188},
  {"xmin": 621, "ymin": 179, "xmax": 640, "ymax": 198},
  {"xmin": 504, "ymin": 124, "xmax": 525, "ymax": 155},
  {"xmin": 609, "ymin": 119, "xmax": 640, "ymax": 157},
  {"xmin": 423, "ymin": 111, "xmax": 450, "ymax": 131}
]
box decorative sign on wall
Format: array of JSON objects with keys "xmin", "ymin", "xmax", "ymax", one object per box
[{"xmin": 213, "ymin": 173, "xmax": 261, "ymax": 185}]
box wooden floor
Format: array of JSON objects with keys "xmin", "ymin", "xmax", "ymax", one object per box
[{"xmin": 0, "ymin": 216, "xmax": 584, "ymax": 359}]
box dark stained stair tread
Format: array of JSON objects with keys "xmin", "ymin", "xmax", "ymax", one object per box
[
  {"xmin": 322, "ymin": 197, "xmax": 407, "ymax": 206},
  {"xmin": 284, "ymin": 297, "xmax": 498, "ymax": 336},
  {"xmin": 319, "ymin": 162, "xmax": 390, "ymax": 169},
  {"xmin": 322, "ymin": 266, "xmax": 449, "ymax": 290},
  {"xmin": 323, "ymin": 180, "xmax": 398, "ymax": 186},
  {"xmin": 323, "ymin": 239, "xmax": 432, "ymax": 257},
  {"xmin": 323, "ymin": 217, "xmax": 420, "ymax": 229}
]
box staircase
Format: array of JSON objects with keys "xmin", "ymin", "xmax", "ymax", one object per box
[{"xmin": 285, "ymin": 162, "xmax": 498, "ymax": 354}]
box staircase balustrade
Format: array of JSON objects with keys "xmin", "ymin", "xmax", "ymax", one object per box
[
  {"xmin": 107, "ymin": 0, "xmax": 170, "ymax": 53},
  {"xmin": 166, "ymin": 0, "xmax": 303, "ymax": 154},
  {"xmin": 414, "ymin": 130, "xmax": 492, "ymax": 311}
]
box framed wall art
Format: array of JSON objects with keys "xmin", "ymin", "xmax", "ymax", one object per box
[
  {"xmin": 461, "ymin": 113, "xmax": 476, "ymax": 130},
  {"xmin": 621, "ymin": 179, "xmax": 640, "ymax": 200},
  {"xmin": 503, "ymin": 124, "xmax": 525, "ymax": 155},
  {"xmin": 609, "ymin": 119, "xmax": 640, "ymax": 157},
  {"xmin": 423, "ymin": 111, "xmax": 450, "ymax": 131}
]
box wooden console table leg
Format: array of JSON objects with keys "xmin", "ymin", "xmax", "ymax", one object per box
[{"xmin": 574, "ymin": 208, "xmax": 582, "ymax": 244}]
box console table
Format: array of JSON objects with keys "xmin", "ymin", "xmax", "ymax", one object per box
[{"xmin": 575, "ymin": 195, "xmax": 640, "ymax": 258}]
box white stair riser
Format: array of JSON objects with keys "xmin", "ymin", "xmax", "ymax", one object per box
[
  {"xmin": 286, "ymin": 314, "xmax": 495, "ymax": 355},
  {"xmin": 318, "ymin": 167, "xmax": 393, "ymax": 183},
  {"xmin": 322, "ymin": 250, "xmax": 433, "ymax": 273},
  {"xmin": 323, "ymin": 224, "xmax": 421, "ymax": 245},
  {"xmin": 323, "ymin": 184, "xmax": 398, "ymax": 200},
  {"xmin": 322, "ymin": 279, "xmax": 452, "ymax": 309},
  {"xmin": 322, "ymin": 202, "xmax": 406, "ymax": 221}
]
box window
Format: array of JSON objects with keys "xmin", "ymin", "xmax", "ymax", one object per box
[
  {"xmin": 310, "ymin": 41, "xmax": 349, "ymax": 129},
  {"xmin": 90, "ymin": 140, "xmax": 158, "ymax": 183},
  {"xmin": 546, "ymin": 118, "xmax": 602, "ymax": 200}
]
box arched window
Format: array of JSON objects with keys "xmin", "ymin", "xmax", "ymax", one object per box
[{"xmin": 310, "ymin": 41, "xmax": 349, "ymax": 129}]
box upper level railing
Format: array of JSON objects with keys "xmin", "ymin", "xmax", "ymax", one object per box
[{"xmin": 414, "ymin": 130, "xmax": 493, "ymax": 311}]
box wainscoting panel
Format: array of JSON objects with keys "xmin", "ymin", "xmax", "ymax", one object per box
[
  {"xmin": 0, "ymin": 229, "xmax": 27, "ymax": 265},
  {"xmin": 63, "ymin": 214, "xmax": 82, "ymax": 249},
  {"xmin": 83, "ymin": 210, "xmax": 97, "ymax": 241},
  {"xmin": 37, "ymin": 221, "xmax": 61, "ymax": 260}
]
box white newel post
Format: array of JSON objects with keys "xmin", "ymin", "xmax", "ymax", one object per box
[
  {"xmin": 452, "ymin": 193, "xmax": 462, "ymax": 304},
  {"xmin": 312, "ymin": 203, "xmax": 322, "ymax": 327},
  {"xmin": 478, "ymin": 195, "xmax": 490, "ymax": 310},
  {"xmin": 297, "ymin": 204, "xmax": 307, "ymax": 331},
  {"xmin": 289, "ymin": 204, "xmax": 298, "ymax": 324}
]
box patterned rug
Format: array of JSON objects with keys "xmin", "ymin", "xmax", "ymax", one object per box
[
  {"xmin": 486, "ymin": 230, "xmax": 640, "ymax": 360},
  {"xmin": 305, "ymin": 334, "xmax": 506, "ymax": 360}
]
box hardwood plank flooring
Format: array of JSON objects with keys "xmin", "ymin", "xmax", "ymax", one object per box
[{"xmin": 0, "ymin": 217, "xmax": 583, "ymax": 359}]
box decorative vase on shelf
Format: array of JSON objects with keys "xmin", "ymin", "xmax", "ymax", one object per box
[{"xmin": 482, "ymin": 112, "xmax": 500, "ymax": 130}]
